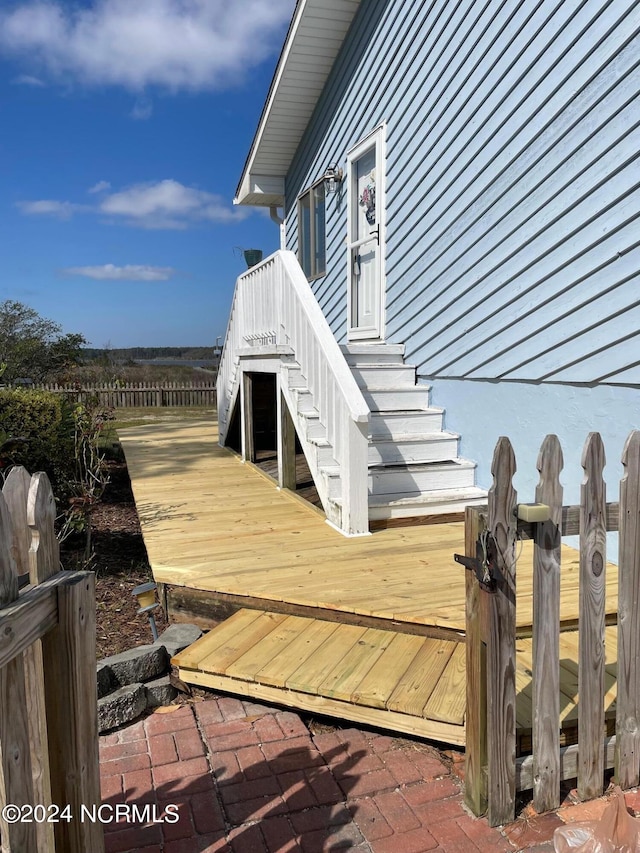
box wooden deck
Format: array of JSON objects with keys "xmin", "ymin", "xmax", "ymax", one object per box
[{"xmin": 119, "ymin": 419, "xmax": 619, "ymax": 746}]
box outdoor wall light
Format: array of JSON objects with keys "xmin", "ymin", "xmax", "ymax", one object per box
[
  {"xmin": 132, "ymin": 581, "xmax": 161, "ymax": 641},
  {"xmin": 323, "ymin": 164, "xmax": 344, "ymax": 194}
]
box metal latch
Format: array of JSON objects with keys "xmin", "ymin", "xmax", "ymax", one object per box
[{"xmin": 454, "ymin": 531, "xmax": 497, "ymax": 592}]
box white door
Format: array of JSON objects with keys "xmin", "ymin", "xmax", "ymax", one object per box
[{"xmin": 347, "ymin": 127, "xmax": 385, "ymax": 340}]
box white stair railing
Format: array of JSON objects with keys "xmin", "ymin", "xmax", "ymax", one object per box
[{"xmin": 217, "ymin": 250, "xmax": 370, "ymax": 535}]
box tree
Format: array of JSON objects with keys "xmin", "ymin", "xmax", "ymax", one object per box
[{"xmin": 0, "ymin": 301, "xmax": 87, "ymax": 383}]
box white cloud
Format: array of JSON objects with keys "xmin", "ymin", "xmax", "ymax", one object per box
[
  {"xmin": 0, "ymin": 0, "xmax": 294, "ymax": 92},
  {"xmin": 64, "ymin": 264, "xmax": 176, "ymax": 281},
  {"xmin": 12, "ymin": 73, "xmax": 45, "ymax": 86},
  {"xmin": 17, "ymin": 179, "xmax": 248, "ymax": 229},
  {"xmin": 88, "ymin": 180, "xmax": 111, "ymax": 194},
  {"xmin": 16, "ymin": 199, "xmax": 84, "ymax": 219},
  {"xmin": 98, "ymin": 179, "xmax": 247, "ymax": 229}
]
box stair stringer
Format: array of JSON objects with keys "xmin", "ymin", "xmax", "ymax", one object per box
[{"xmin": 279, "ymin": 365, "xmax": 343, "ymax": 530}]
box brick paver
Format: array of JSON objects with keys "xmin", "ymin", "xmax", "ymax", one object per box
[{"xmin": 96, "ymin": 696, "xmax": 636, "ymax": 853}]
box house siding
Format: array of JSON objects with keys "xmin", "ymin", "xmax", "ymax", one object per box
[{"xmin": 285, "ymin": 0, "xmax": 640, "ymax": 387}]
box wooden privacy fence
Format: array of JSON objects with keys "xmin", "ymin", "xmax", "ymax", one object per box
[
  {"xmin": 464, "ymin": 430, "xmax": 640, "ymax": 827},
  {"xmin": 33, "ymin": 381, "xmax": 217, "ymax": 408},
  {"xmin": 0, "ymin": 467, "xmax": 103, "ymax": 852}
]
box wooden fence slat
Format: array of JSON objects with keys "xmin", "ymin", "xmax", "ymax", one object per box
[
  {"xmin": 28, "ymin": 381, "xmax": 217, "ymax": 408},
  {"xmin": 3, "ymin": 470, "xmax": 55, "ymax": 851},
  {"xmin": 0, "ymin": 492, "xmax": 37, "ymax": 852},
  {"xmin": 42, "ymin": 571, "xmax": 104, "ymax": 853},
  {"xmin": 2, "ymin": 467, "xmax": 31, "ymax": 578},
  {"xmin": 532, "ymin": 435, "xmax": 563, "ymax": 812},
  {"xmin": 486, "ymin": 437, "xmax": 518, "ymax": 827},
  {"xmin": 616, "ymin": 430, "xmax": 640, "ymax": 788},
  {"xmin": 578, "ymin": 432, "xmax": 607, "ymax": 800},
  {"xmin": 464, "ymin": 505, "xmax": 488, "ymax": 817},
  {"xmin": 27, "ymin": 473, "xmax": 60, "ymax": 583},
  {"xmin": 0, "ymin": 493, "xmax": 19, "ymax": 607},
  {"xmin": 27, "ymin": 474, "xmax": 59, "ymax": 851}
]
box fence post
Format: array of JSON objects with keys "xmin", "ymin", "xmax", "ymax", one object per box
[
  {"xmin": 25, "ymin": 474, "xmax": 103, "ymax": 852},
  {"xmin": 486, "ymin": 437, "xmax": 518, "ymax": 826},
  {"xmin": 615, "ymin": 430, "xmax": 640, "ymax": 788},
  {"xmin": 578, "ymin": 432, "xmax": 607, "ymax": 800},
  {"xmin": 4, "ymin": 469, "xmax": 55, "ymax": 852},
  {"xmin": 465, "ymin": 504, "xmax": 488, "ymax": 816},
  {"xmin": 0, "ymin": 491, "xmax": 37, "ymax": 851},
  {"xmin": 42, "ymin": 571, "xmax": 104, "ymax": 853},
  {"xmin": 532, "ymin": 435, "xmax": 563, "ymax": 812}
]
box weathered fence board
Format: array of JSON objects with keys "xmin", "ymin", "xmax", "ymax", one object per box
[
  {"xmin": 486, "ymin": 437, "xmax": 518, "ymax": 827},
  {"xmin": 42, "ymin": 572, "xmax": 103, "ymax": 853},
  {"xmin": 578, "ymin": 433, "xmax": 607, "ymax": 800},
  {"xmin": 0, "ymin": 490, "xmax": 36, "ymax": 852},
  {"xmin": 0, "ymin": 467, "xmax": 103, "ymax": 853},
  {"xmin": 616, "ymin": 430, "xmax": 640, "ymax": 788},
  {"xmin": 532, "ymin": 435, "xmax": 563, "ymax": 812},
  {"xmin": 466, "ymin": 430, "xmax": 640, "ymax": 823},
  {"xmin": 31, "ymin": 381, "xmax": 217, "ymax": 408},
  {"xmin": 464, "ymin": 506, "xmax": 488, "ymax": 817},
  {"xmin": 4, "ymin": 469, "xmax": 54, "ymax": 852}
]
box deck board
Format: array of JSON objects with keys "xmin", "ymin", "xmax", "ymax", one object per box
[
  {"xmin": 119, "ymin": 419, "xmax": 618, "ymax": 633},
  {"xmin": 173, "ymin": 609, "xmax": 467, "ymax": 744},
  {"xmin": 121, "ymin": 419, "xmax": 621, "ymax": 745}
]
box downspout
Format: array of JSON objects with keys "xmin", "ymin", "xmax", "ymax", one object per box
[{"xmin": 270, "ymin": 205, "xmax": 286, "ymax": 250}]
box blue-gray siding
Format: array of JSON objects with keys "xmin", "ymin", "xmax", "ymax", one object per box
[{"xmin": 285, "ymin": 0, "xmax": 640, "ymax": 387}]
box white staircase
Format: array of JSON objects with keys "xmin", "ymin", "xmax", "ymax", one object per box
[
  {"xmin": 217, "ymin": 250, "xmax": 485, "ymax": 536},
  {"xmin": 341, "ymin": 344, "xmax": 486, "ymax": 523},
  {"xmin": 280, "ymin": 342, "xmax": 486, "ymax": 527}
]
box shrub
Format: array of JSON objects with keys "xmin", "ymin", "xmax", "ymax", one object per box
[{"xmin": 0, "ymin": 388, "xmax": 73, "ymax": 489}]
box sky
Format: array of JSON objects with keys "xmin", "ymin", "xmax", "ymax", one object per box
[{"xmin": 0, "ymin": 0, "xmax": 295, "ymax": 348}]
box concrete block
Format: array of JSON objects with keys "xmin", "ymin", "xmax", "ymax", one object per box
[
  {"xmin": 100, "ymin": 644, "xmax": 168, "ymax": 687},
  {"xmin": 97, "ymin": 662, "xmax": 116, "ymax": 699},
  {"xmin": 145, "ymin": 675, "xmax": 178, "ymax": 708},
  {"xmin": 98, "ymin": 683, "xmax": 147, "ymax": 733},
  {"xmin": 155, "ymin": 623, "xmax": 203, "ymax": 658}
]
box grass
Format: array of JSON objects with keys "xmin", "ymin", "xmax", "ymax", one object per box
[{"xmin": 72, "ymin": 363, "xmax": 217, "ymax": 385}]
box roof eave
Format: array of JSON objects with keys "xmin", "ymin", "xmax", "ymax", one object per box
[{"xmin": 235, "ymin": 0, "xmax": 360, "ymax": 208}]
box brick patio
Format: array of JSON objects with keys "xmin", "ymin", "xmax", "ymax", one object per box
[{"xmin": 98, "ymin": 696, "xmax": 625, "ymax": 853}]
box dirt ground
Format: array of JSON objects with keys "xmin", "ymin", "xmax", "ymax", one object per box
[
  {"xmin": 60, "ymin": 406, "xmax": 222, "ymax": 658},
  {"xmin": 61, "ymin": 454, "xmax": 168, "ymax": 659}
]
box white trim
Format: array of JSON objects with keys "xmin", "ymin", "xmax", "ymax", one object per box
[
  {"xmin": 346, "ymin": 124, "xmax": 387, "ymax": 342},
  {"xmin": 235, "ymin": 0, "xmax": 361, "ymax": 207}
]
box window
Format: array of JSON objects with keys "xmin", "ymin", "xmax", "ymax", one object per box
[{"xmin": 298, "ymin": 181, "xmax": 326, "ymax": 280}]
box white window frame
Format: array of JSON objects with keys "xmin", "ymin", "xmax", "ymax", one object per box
[{"xmin": 297, "ymin": 179, "xmax": 326, "ymax": 282}]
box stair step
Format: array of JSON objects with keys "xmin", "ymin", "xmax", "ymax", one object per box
[
  {"xmin": 370, "ymin": 409, "xmax": 444, "ymax": 437},
  {"xmin": 281, "ymin": 364, "xmax": 307, "ymax": 388},
  {"xmin": 293, "ymin": 388, "xmax": 315, "ymax": 413},
  {"xmin": 351, "ymin": 364, "xmax": 416, "ymax": 389},
  {"xmin": 300, "ymin": 411, "xmax": 325, "ymax": 440},
  {"xmin": 364, "ymin": 387, "xmax": 431, "ymax": 411},
  {"xmin": 369, "ymin": 459, "xmax": 477, "ymax": 497},
  {"xmin": 173, "ymin": 608, "xmax": 466, "ymax": 744},
  {"xmin": 369, "ymin": 433, "xmax": 459, "ymax": 465},
  {"xmin": 324, "ymin": 459, "xmax": 478, "ymax": 499},
  {"xmin": 341, "ymin": 344, "xmax": 405, "ymax": 365},
  {"xmin": 309, "ymin": 437, "xmax": 337, "ymax": 467},
  {"xmin": 368, "ymin": 487, "xmax": 488, "ymax": 520}
]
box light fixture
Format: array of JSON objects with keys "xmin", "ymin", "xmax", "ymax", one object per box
[
  {"xmin": 132, "ymin": 581, "xmax": 161, "ymax": 641},
  {"xmin": 323, "ymin": 164, "xmax": 344, "ymax": 194}
]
